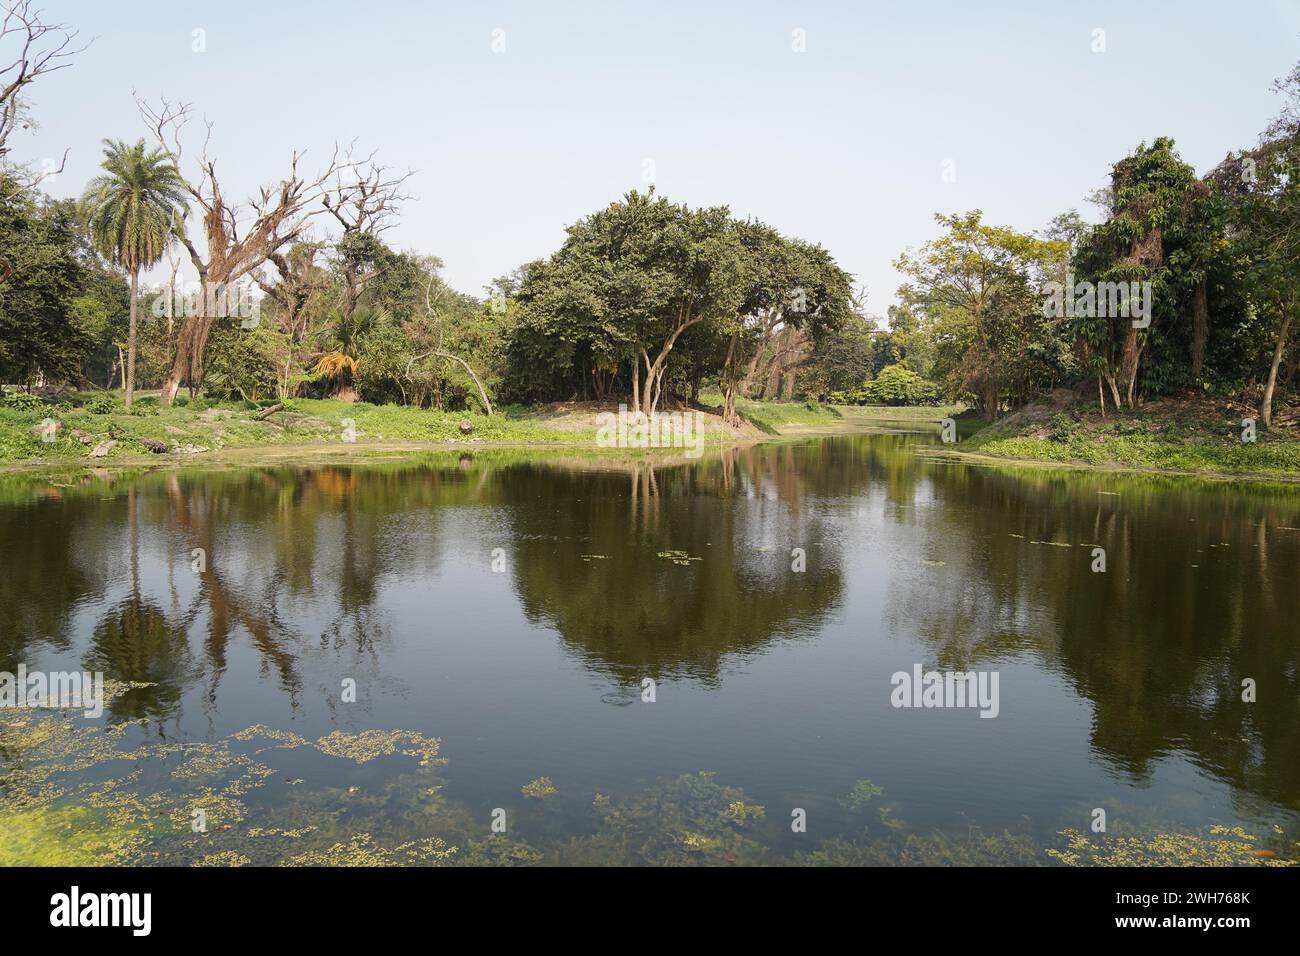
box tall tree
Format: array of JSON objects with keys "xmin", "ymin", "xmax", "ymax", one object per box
[
  {"xmin": 512, "ymin": 190, "xmax": 749, "ymax": 416},
  {"xmin": 79, "ymin": 139, "xmax": 188, "ymax": 406},
  {"xmin": 1210, "ymin": 66, "xmax": 1300, "ymax": 427},
  {"xmin": 1075, "ymin": 138, "xmax": 1203, "ymax": 407},
  {"xmin": 0, "ymin": 183, "xmax": 88, "ymax": 386},
  {"xmin": 896, "ymin": 211, "xmax": 1067, "ymax": 419},
  {"xmin": 724, "ymin": 221, "xmax": 852, "ymax": 418},
  {"xmin": 138, "ymin": 97, "xmax": 370, "ymax": 403}
]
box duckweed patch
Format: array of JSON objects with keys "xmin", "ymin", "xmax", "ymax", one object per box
[
  {"xmin": 5, "ymin": 711, "xmax": 1295, "ymax": 867},
  {"xmin": 521, "ymin": 776, "xmax": 557, "ymax": 799},
  {"xmin": 313, "ymin": 729, "xmax": 445, "ymax": 767},
  {"xmin": 0, "ymin": 710, "xmax": 455, "ymax": 866},
  {"xmin": 1048, "ymin": 826, "xmax": 1296, "ymax": 867}
]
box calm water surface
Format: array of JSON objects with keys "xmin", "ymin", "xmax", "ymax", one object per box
[{"xmin": 3, "ymin": 433, "xmax": 1298, "ymax": 864}]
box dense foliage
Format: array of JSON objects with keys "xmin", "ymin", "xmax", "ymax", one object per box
[{"xmin": 0, "ymin": 36, "xmax": 1296, "ymax": 431}]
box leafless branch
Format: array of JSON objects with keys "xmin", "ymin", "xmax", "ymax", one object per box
[
  {"xmin": 322, "ymin": 147, "xmax": 414, "ymax": 237},
  {"xmin": 1, "ymin": 1, "xmax": 84, "ymax": 157},
  {"xmin": 0, "ymin": 2, "xmax": 86, "ymax": 201}
]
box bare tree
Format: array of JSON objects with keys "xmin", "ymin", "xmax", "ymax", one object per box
[
  {"xmin": 138, "ymin": 96, "xmax": 366, "ymax": 403},
  {"xmin": 321, "ymin": 154, "xmax": 412, "ymax": 321},
  {"xmin": 0, "ymin": 1, "xmax": 84, "ymax": 200}
]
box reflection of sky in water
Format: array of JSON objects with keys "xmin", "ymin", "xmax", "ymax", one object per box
[{"xmin": 6, "ymin": 435, "xmax": 1300, "ymax": 859}]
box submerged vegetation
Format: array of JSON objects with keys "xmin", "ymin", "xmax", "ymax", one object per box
[{"xmin": 3, "ymin": 703, "xmax": 1294, "ymax": 867}]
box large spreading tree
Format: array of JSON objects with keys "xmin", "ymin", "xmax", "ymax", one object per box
[{"xmin": 508, "ymin": 191, "xmax": 852, "ymax": 417}]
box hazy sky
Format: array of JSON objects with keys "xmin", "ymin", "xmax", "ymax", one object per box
[{"xmin": 15, "ymin": 0, "xmax": 1300, "ymax": 311}]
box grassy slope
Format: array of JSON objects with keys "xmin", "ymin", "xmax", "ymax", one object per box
[
  {"xmin": 0, "ymin": 396, "xmax": 599, "ymax": 467},
  {"xmin": 9, "ymin": 389, "xmax": 1291, "ymax": 479},
  {"xmin": 2, "ymin": 393, "xmax": 845, "ymax": 469},
  {"xmin": 960, "ymin": 396, "xmax": 1300, "ymax": 478},
  {"xmin": 1, "ymin": 387, "xmax": 958, "ymax": 470},
  {"xmin": 694, "ymin": 392, "xmax": 963, "ymax": 433},
  {"xmin": 728, "ymin": 396, "xmax": 841, "ymax": 432}
]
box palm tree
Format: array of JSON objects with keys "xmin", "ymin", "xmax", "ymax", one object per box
[
  {"xmin": 312, "ymin": 305, "xmax": 382, "ymax": 400},
  {"xmin": 80, "ymin": 140, "xmax": 189, "ymax": 408}
]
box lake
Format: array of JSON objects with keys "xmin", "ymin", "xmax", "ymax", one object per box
[{"xmin": 2, "ymin": 432, "xmax": 1297, "ymax": 866}]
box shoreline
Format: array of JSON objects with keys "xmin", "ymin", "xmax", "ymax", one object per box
[
  {"xmin": 3, "ymin": 404, "xmax": 1297, "ymax": 485},
  {"xmin": 921, "ymin": 444, "xmax": 1300, "ymax": 486}
]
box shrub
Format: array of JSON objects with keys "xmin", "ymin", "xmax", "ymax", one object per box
[
  {"xmin": 859, "ymin": 364, "xmax": 939, "ymax": 406},
  {"xmin": 86, "ymin": 396, "xmax": 116, "ymax": 415},
  {"xmin": 1048, "ymin": 412, "xmax": 1079, "ymax": 443},
  {"xmin": 1, "ymin": 392, "xmax": 44, "ymax": 412}
]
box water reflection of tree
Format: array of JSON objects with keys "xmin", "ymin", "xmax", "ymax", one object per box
[
  {"xmin": 84, "ymin": 463, "xmax": 497, "ymax": 718},
  {"xmin": 84, "ymin": 486, "xmax": 199, "ymax": 722},
  {"xmin": 501, "ymin": 445, "xmax": 863, "ymax": 685},
  {"xmin": 0, "ymin": 483, "xmax": 106, "ymax": 671},
  {"xmin": 884, "ymin": 461, "xmax": 1300, "ymax": 810},
  {"xmin": 10, "ymin": 438, "xmax": 1297, "ymax": 817},
  {"xmin": 159, "ymin": 474, "xmax": 303, "ymax": 707}
]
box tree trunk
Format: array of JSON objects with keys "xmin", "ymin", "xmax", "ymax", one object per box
[
  {"xmin": 1119, "ymin": 323, "xmax": 1139, "ymax": 407},
  {"xmin": 982, "ymin": 383, "xmax": 999, "ymax": 421},
  {"xmin": 1190, "ymin": 278, "xmax": 1208, "ymax": 378},
  {"xmin": 125, "ymin": 269, "xmax": 139, "ymax": 408},
  {"xmin": 761, "ymin": 332, "xmax": 785, "ymax": 400},
  {"xmin": 641, "ymin": 351, "xmax": 654, "ymax": 414},
  {"xmin": 1104, "ymin": 372, "xmax": 1122, "ymax": 411},
  {"xmin": 640, "ymin": 315, "xmax": 700, "ymax": 415},
  {"xmin": 435, "ymin": 351, "xmax": 493, "ymax": 416},
  {"xmin": 162, "ymin": 293, "xmax": 219, "ymax": 405},
  {"xmin": 1260, "ymin": 311, "xmax": 1292, "ymax": 429},
  {"xmin": 631, "ymin": 357, "xmax": 640, "ymax": 415},
  {"xmin": 1118, "ymin": 228, "xmax": 1161, "ymax": 407},
  {"xmin": 721, "ymin": 332, "xmax": 738, "ymax": 426},
  {"xmin": 162, "ymin": 321, "xmax": 195, "ymax": 405},
  {"xmin": 740, "ymin": 308, "xmax": 781, "ymax": 396}
]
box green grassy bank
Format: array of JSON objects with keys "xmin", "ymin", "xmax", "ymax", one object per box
[{"xmin": 957, "ymin": 396, "xmax": 1300, "ymax": 480}]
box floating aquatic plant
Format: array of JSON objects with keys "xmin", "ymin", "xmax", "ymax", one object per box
[
  {"xmin": 656, "ymin": 550, "xmax": 702, "ymax": 566},
  {"xmin": 521, "ymin": 776, "xmax": 557, "ymax": 799},
  {"xmin": 842, "ymin": 779, "xmax": 884, "ymax": 810},
  {"xmin": 1048, "ymin": 826, "xmax": 1295, "ymax": 867}
]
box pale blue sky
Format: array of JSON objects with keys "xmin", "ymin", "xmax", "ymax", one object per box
[{"xmin": 16, "ymin": 0, "xmax": 1300, "ymax": 309}]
